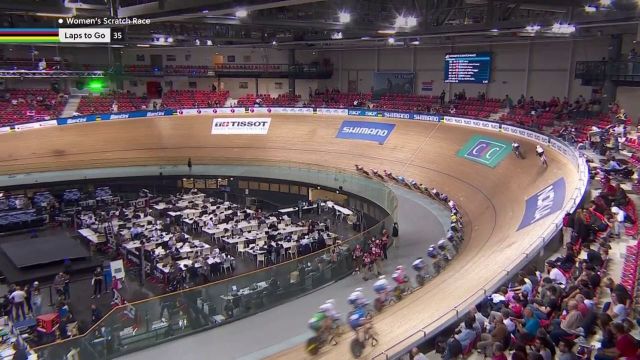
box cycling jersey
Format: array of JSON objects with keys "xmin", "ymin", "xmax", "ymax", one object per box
[
  {"xmin": 308, "ymin": 312, "xmax": 327, "ymax": 332},
  {"xmin": 348, "ymin": 307, "xmax": 367, "ymax": 330}
]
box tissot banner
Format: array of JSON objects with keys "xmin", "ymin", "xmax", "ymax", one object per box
[{"xmin": 211, "ymin": 117, "xmax": 271, "ymax": 135}]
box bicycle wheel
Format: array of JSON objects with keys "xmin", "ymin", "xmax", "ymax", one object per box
[
  {"xmin": 416, "ymin": 274, "xmax": 425, "ymax": 287},
  {"xmin": 350, "ymin": 338, "xmax": 365, "ymax": 358},
  {"xmin": 306, "ymin": 336, "xmax": 321, "ymax": 355},
  {"xmin": 373, "ymin": 298, "xmax": 384, "ymax": 312}
]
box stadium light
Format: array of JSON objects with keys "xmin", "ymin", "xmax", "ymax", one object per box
[
  {"xmin": 235, "ymin": 9, "xmax": 248, "ymax": 18},
  {"xmin": 394, "ymin": 14, "xmax": 418, "ymax": 28},
  {"xmin": 166, "ymin": 36, "xmax": 174, "ymax": 43},
  {"xmin": 87, "ymin": 78, "xmax": 105, "ymax": 93},
  {"xmin": 551, "ymin": 23, "xmax": 576, "ymax": 34},
  {"xmin": 338, "ymin": 11, "xmax": 351, "ymax": 24},
  {"xmin": 387, "ymin": 37, "xmax": 395, "ymax": 44},
  {"xmin": 584, "ymin": 5, "xmax": 597, "ymax": 12},
  {"xmin": 524, "ymin": 24, "xmax": 541, "ymax": 32}
]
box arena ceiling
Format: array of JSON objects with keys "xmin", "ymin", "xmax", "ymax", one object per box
[{"xmin": 0, "ymin": 0, "xmax": 637, "ymax": 48}]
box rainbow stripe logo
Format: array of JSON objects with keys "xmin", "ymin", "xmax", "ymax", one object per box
[{"xmin": 0, "ymin": 28, "xmax": 59, "ymax": 43}]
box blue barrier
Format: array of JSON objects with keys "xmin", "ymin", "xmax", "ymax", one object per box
[
  {"xmin": 55, "ymin": 109, "xmax": 175, "ymax": 126},
  {"xmin": 346, "ymin": 108, "xmax": 441, "ymax": 122}
]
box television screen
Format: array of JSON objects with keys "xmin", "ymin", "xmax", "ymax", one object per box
[{"xmin": 444, "ymin": 53, "xmax": 492, "ymax": 84}]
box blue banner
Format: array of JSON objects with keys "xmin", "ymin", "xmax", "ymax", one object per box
[
  {"xmin": 336, "ymin": 120, "xmax": 396, "ymax": 144},
  {"xmin": 347, "ymin": 109, "xmax": 440, "ymax": 123},
  {"xmin": 347, "ymin": 109, "xmax": 383, "ymax": 117},
  {"xmin": 518, "ymin": 178, "xmax": 566, "ymax": 230},
  {"xmin": 56, "ymin": 115, "xmax": 97, "ymax": 126},
  {"xmin": 56, "ymin": 109, "xmax": 175, "ymax": 125}
]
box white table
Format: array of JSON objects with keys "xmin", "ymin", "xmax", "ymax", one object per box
[
  {"xmin": 78, "ymin": 228, "xmax": 104, "ymax": 244},
  {"xmin": 326, "ymin": 201, "xmax": 353, "ymax": 215}
]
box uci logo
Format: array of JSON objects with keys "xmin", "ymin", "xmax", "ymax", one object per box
[{"xmin": 464, "ymin": 140, "xmax": 506, "ymax": 165}]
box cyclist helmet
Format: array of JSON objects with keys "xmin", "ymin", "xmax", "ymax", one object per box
[{"xmin": 319, "ymin": 303, "xmax": 332, "ymax": 313}]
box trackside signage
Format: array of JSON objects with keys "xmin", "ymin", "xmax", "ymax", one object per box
[
  {"xmin": 336, "ymin": 120, "xmax": 396, "ymax": 144},
  {"xmin": 457, "ymin": 135, "xmax": 511, "ymax": 168},
  {"xmin": 443, "ymin": 116, "xmax": 500, "ymax": 131},
  {"xmin": 518, "ymin": 178, "xmax": 566, "ymax": 230},
  {"xmin": 211, "ymin": 118, "xmax": 271, "ymax": 135}
]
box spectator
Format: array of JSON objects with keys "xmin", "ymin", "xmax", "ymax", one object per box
[
  {"xmin": 91, "ymin": 304, "xmax": 102, "ymax": 324},
  {"xmin": 9, "ymin": 286, "xmax": 27, "ymax": 321},
  {"xmin": 545, "ymin": 261, "xmax": 567, "ymax": 287},
  {"xmin": 92, "ymin": 266, "xmax": 103, "ymax": 299},
  {"xmin": 477, "ymin": 313, "xmax": 508, "ymax": 357},
  {"xmin": 30, "ymin": 281, "xmax": 42, "ymax": 317},
  {"xmin": 558, "ymin": 338, "xmax": 577, "ymax": 360},
  {"xmin": 410, "ymin": 347, "xmax": 427, "ymax": 360},
  {"xmin": 515, "ymin": 307, "xmax": 540, "ymax": 343},
  {"xmin": 492, "ymin": 343, "xmax": 507, "ymax": 360},
  {"xmin": 594, "ymin": 322, "xmax": 639, "ymax": 360},
  {"xmin": 550, "ymin": 299, "xmax": 583, "ymax": 345}
]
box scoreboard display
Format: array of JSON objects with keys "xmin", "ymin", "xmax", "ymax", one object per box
[{"xmin": 444, "ymin": 53, "xmax": 492, "ymax": 84}]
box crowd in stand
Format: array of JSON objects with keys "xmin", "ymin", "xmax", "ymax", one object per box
[{"xmin": 433, "ymin": 176, "xmax": 639, "ymax": 360}]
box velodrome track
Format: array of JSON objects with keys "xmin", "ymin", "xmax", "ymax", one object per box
[{"xmin": 0, "ymin": 114, "xmax": 580, "ymax": 359}]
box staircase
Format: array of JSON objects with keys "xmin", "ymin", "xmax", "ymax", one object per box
[
  {"xmin": 148, "ymin": 98, "xmax": 161, "ymax": 110},
  {"xmin": 61, "ymin": 95, "xmax": 82, "ymax": 117},
  {"xmin": 488, "ymin": 108, "xmax": 508, "ymax": 121}
]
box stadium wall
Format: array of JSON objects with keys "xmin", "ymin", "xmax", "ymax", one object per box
[{"xmin": 316, "ymin": 36, "xmax": 630, "ymax": 101}]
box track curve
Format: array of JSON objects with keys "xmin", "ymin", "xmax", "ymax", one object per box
[{"xmin": 0, "ymin": 114, "xmax": 581, "ymax": 359}]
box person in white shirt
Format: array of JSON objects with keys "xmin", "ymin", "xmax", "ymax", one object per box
[
  {"xmin": 9, "ymin": 286, "xmax": 27, "ymax": 321},
  {"xmin": 130, "ymin": 225, "xmax": 143, "ymax": 239},
  {"xmin": 610, "ymin": 206, "xmax": 626, "ymax": 237},
  {"xmin": 545, "ymin": 261, "xmax": 567, "ymax": 286},
  {"xmin": 205, "ymin": 219, "xmax": 214, "ymax": 229}
]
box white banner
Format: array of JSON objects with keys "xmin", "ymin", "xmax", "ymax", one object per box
[
  {"xmin": 247, "ymin": 107, "xmax": 272, "ymax": 114},
  {"xmin": 550, "ymin": 138, "xmax": 577, "ymax": 165},
  {"xmin": 110, "ymin": 259, "xmax": 125, "ymax": 280},
  {"xmin": 443, "ymin": 116, "xmax": 499, "ymax": 131},
  {"xmin": 14, "ymin": 120, "xmax": 57, "ymax": 131},
  {"xmin": 316, "ymin": 108, "xmax": 349, "ymax": 115},
  {"xmin": 269, "ymin": 107, "xmax": 313, "ymax": 114},
  {"xmin": 502, "ymin": 125, "xmax": 549, "ymax": 144},
  {"xmin": 211, "ymin": 117, "xmax": 271, "ymax": 135},
  {"xmin": 0, "ymin": 126, "xmax": 11, "ymax": 133},
  {"xmin": 212, "ymin": 107, "xmax": 246, "ymax": 114},
  {"xmin": 177, "ymin": 108, "xmax": 217, "ymax": 115}
]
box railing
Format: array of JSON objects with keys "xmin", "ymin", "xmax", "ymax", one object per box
[
  {"xmin": 608, "ymin": 61, "xmax": 640, "ymax": 81},
  {"xmin": 31, "ymin": 165, "xmax": 398, "ymax": 359},
  {"xmin": 574, "ymin": 60, "xmax": 640, "ymax": 82}
]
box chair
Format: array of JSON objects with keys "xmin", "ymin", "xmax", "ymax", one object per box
[
  {"xmin": 288, "ymin": 246, "xmax": 297, "ymax": 259},
  {"xmin": 257, "ymin": 254, "xmax": 266, "ymax": 267},
  {"xmin": 223, "ymin": 258, "xmax": 232, "ymax": 274},
  {"xmin": 237, "ymin": 241, "xmax": 246, "ymax": 258}
]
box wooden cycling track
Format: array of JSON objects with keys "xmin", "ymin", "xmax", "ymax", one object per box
[{"xmin": 0, "ymin": 115, "xmax": 579, "ymax": 359}]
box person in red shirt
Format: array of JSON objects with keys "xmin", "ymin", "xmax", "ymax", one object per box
[
  {"xmin": 492, "ymin": 343, "xmax": 508, "ymax": 360},
  {"xmin": 594, "ymin": 322, "xmax": 639, "ymax": 360}
]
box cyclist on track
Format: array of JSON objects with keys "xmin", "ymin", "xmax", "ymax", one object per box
[
  {"xmin": 512, "ymin": 141, "xmax": 522, "ymax": 158},
  {"xmin": 348, "ymin": 304, "xmax": 376, "ymax": 345},
  {"xmin": 308, "ymin": 305, "xmax": 333, "ymax": 340},
  {"xmin": 535, "ymin": 144, "xmax": 548, "ymax": 166}
]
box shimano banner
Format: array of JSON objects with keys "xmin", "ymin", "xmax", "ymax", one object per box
[
  {"xmin": 336, "ymin": 120, "xmax": 396, "ymax": 144},
  {"xmin": 518, "ymin": 178, "xmax": 566, "ymax": 230}
]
